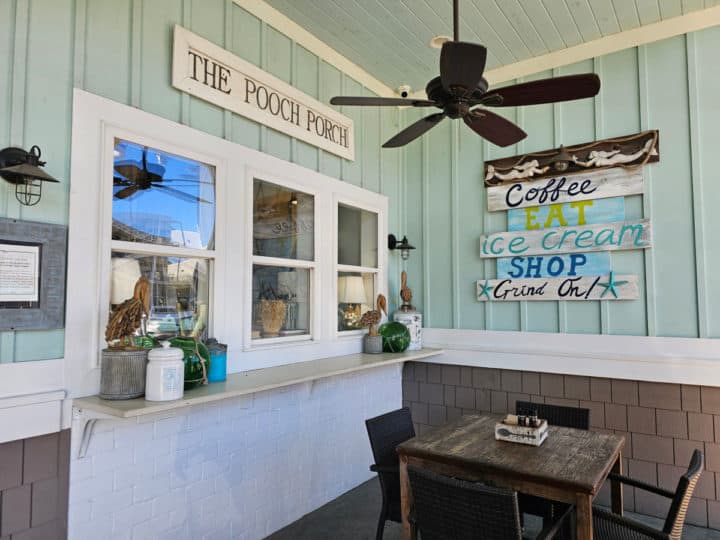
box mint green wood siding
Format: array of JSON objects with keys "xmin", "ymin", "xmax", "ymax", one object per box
[
  {"xmin": 401, "ymin": 26, "xmax": 720, "ymax": 339},
  {"xmin": 0, "ymin": 0, "xmax": 399, "ymax": 362}
]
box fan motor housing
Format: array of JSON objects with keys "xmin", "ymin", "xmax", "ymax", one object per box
[{"xmin": 426, "ymin": 76, "xmax": 489, "ymax": 118}]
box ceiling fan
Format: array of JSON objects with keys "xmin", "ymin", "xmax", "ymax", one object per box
[
  {"xmin": 113, "ymin": 148, "xmax": 212, "ymax": 204},
  {"xmin": 330, "ymin": 0, "xmax": 600, "ymax": 148}
]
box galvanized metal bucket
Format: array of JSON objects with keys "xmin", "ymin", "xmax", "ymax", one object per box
[
  {"xmin": 363, "ymin": 334, "xmax": 383, "ymax": 354},
  {"xmin": 99, "ymin": 348, "xmax": 148, "ymax": 400}
]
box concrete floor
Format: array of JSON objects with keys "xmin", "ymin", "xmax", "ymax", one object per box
[{"xmin": 267, "ymin": 479, "xmax": 720, "ymax": 540}]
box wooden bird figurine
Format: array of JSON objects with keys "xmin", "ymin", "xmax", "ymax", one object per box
[
  {"xmin": 105, "ymin": 276, "xmax": 151, "ymax": 348},
  {"xmin": 400, "ymin": 271, "xmax": 414, "ymax": 311},
  {"xmin": 360, "ymin": 294, "xmax": 387, "ymax": 336}
]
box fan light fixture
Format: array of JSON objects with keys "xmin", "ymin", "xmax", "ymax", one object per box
[
  {"xmin": 388, "ymin": 234, "xmax": 415, "ymax": 260},
  {"xmin": 0, "ymin": 146, "xmax": 59, "ymax": 206}
]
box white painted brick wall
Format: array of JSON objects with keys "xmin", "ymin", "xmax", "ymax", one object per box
[{"xmin": 69, "ymin": 364, "xmax": 402, "ymax": 540}]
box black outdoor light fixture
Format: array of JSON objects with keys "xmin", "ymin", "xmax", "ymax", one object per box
[
  {"xmin": 388, "ymin": 234, "xmax": 415, "ymax": 260},
  {"xmin": 0, "ymin": 145, "xmax": 59, "ymax": 206}
]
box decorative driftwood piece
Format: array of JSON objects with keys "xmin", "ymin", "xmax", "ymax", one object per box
[
  {"xmin": 105, "ymin": 276, "xmax": 150, "ymax": 348},
  {"xmin": 399, "ymin": 271, "xmax": 414, "ymax": 312},
  {"xmin": 484, "ymin": 130, "xmax": 659, "ymax": 186},
  {"xmin": 360, "ymin": 294, "xmax": 387, "ymax": 336}
]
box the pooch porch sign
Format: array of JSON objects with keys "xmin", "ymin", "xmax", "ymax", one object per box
[{"xmin": 172, "ymin": 25, "xmax": 355, "ymax": 160}]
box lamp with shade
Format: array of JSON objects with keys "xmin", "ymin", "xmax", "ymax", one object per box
[{"xmin": 337, "ymin": 275, "xmax": 367, "ymax": 330}]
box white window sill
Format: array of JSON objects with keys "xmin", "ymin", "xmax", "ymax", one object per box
[{"xmin": 72, "ymin": 348, "xmax": 443, "ymax": 419}]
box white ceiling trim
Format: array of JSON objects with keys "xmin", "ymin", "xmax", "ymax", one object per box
[
  {"xmin": 232, "ymin": 0, "xmax": 395, "ymax": 97},
  {"xmin": 485, "ymin": 6, "xmax": 720, "ymax": 85}
]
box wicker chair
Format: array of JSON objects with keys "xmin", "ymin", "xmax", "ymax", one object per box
[
  {"xmin": 593, "ymin": 449, "xmax": 704, "ymax": 540},
  {"xmin": 515, "ymin": 401, "xmax": 590, "ymax": 537},
  {"xmin": 365, "ymin": 407, "xmax": 416, "ymax": 540},
  {"xmin": 407, "ymin": 466, "xmax": 573, "ymax": 540}
]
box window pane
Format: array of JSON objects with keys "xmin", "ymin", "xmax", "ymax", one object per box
[
  {"xmin": 337, "ymin": 271, "xmax": 375, "ymax": 331},
  {"xmin": 110, "ymin": 253, "xmax": 210, "ymax": 340},
  {"xmin": 338, "ymin": 205, "xmax": 377, "ymax": 267},
  {"xmin": 252, "ymin": 265, "xmax": 310, "ymax": 339},
  {"xmin": 112, "ymin": 139, "xmax": 216, "ymax": 249},
  {"xmin": 253, "ymin": 179, "xmax": 314, "ymax": 261}
]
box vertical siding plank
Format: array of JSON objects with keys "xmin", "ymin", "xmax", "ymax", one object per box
[
  {"xmin": 402, "ymin": 108, "xmax": 424, "ymax": 315},
  {"xmin": 223, "ymin": 0, "xmax": 233, "ymax": 141},
  {"xmin": 381, "ymin": 106, "xmax": 401, "ymax": 313},
  {"xmin": 293, "ymin": 45, "xmax": 320, "ymax": 171},
  {"xmin": 318, "ymin": 61, "xmax": 342, "ymax": 179},
  {"xmin": 262, "ymin": 24, "xmax": 291, "ymax": 160},
  {"xmin": 84, "ymin": 0, "xmax": 131, "ymax": 105},
  {"xmin": 129, "ymin": 0, "xmax": 141, "ymax": 107},
  {"xmin": 341, "ymin": 76, "xmax": 363, "ymax": 186},
  {"xmin": 139, "ymin": 0, "xmax": 182, "ymax": 122},
  {"xmin": 361, "ymin": 86, "xmax": 380, "ymax": 193},
  {"xmin": 72, "ymin": 0, "xmax": 86, "ymax": 90},
  {"xmin": 642, "ymin": 36, "xmax": 697, "ymax": 337},
  {"xmin": 450, "ymin": 121, "xmax": 459, "ymax": 328},
  {"xmin": 229, "ymin": 4, "xmax": 261, "ymax": 150},
  {"xmin": 599, "ymin": 47, "xmax": 647, "ymax": 336}
]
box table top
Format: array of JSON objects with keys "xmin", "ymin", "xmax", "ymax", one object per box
[{"xmin": 397, "ymin": 413, "xmax": 625, "ymax": 495}]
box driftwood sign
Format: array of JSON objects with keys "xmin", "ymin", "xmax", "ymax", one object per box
[
  {"xmin": 497, "ymin": 252, "xmax": 611, "ymax": 279},
  {"xmin": 476, "ymin": 273, "xmax": 639, "ymax": 302},
  {"xmin": 508, "ymin": 197, "xmax": 625, "ymax": 231},
  {"xmin": 484, "ymin": 130, "xmax": 659, "ymax": 186},
  {"xmin": 480, "ymin": 219, "xmax": 651, "ymax": 259},
  {"xmin": 487, "ymin": 167, "xmax": 643, "ymax": 212}
]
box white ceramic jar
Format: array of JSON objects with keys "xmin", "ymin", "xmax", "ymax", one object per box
[{"xmin": 145, "ymin": 341, "xmax": 185, "ymax": 401}]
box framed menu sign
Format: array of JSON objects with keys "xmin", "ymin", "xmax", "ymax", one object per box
[
  {"xmin": 0, "ymin": 218, "xmax": 67, "ymax": 331},
  {"xmin": 0, "ymin": 242, "xmax": 41, "ymax": 306}
]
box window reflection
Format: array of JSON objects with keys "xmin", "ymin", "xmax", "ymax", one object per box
[
  {"xmin": 251, "ymin": 265, "xmax": 310, "ymax": 339},
  {"xmin": 253, "ymin": 179, "xmax": 314, "ymax": 261},
  {"xmin": 112, "ymin": 139, "xmax": 216, "ymax": 249}
]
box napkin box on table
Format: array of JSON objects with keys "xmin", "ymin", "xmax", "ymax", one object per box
[{"xmin": 494, "ymin": 419, "xmax": 548, "ymax": 446}]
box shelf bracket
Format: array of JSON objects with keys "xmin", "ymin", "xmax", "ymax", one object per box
[{"xmin": 72, "ymin": 407, "xmax": 117, "ymax": 459}]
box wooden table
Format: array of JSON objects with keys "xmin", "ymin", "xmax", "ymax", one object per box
[{"xmin": 397, "ymin": 414, "xmax": 625, "ymax": 540}]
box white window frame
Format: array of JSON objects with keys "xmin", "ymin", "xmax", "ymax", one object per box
[
  {"xmin": 334, "ymin": 195, "xmax": 386, "ymax": 338},
  {"xmin": 66, "ymin": 90, "xmax": 388, "ymax": 396}
]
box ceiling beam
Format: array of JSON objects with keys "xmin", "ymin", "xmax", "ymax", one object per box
[
  {"xmin": 484, "ymin": 6, "xmax": 720, "ymax": 85},
  {"xmin": 233, "ymin": 0, "xmax": 395, "ymax": 97}
]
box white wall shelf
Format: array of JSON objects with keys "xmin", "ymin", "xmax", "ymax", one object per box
[{"xmin": 73, "ymin": 348, "xmax": 443, "ymax": 420}]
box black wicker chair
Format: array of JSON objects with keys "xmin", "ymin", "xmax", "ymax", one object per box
[
  {"xmin": 515, "ymin": 401, "xmax": 590, "ymax": 537},
  {"xmin": 593, "ymin": 449, "xmax": 704, "ymax": 540},
  {"xmin": 365, "ymin": 407, "xmax": 416, "ymax": 540},
  {"xmin": 407, "ymin": 466, "xmax": 573, "ymax": 540}
]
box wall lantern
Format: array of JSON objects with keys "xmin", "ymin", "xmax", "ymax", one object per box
[
  {"xmin": 388, "ymin": 234, "xmax": 415, "ymax": 260},
  {"xmin": 0, "ymin": 146, "xmax": 59, "ymax": 206}
]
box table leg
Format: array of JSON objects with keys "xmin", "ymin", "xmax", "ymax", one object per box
[
  {"xmin": 399, "ymin": 456, "xmax": 416, "ymax": 540},
  {"xmin": 611, "ymin": 453, "xmax": 624, "ymax": 516},
  {"xmin": 576, "ymin": 493, "xmax": 593, "ymax": 540}
]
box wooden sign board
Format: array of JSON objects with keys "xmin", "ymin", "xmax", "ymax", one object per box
[
  {"xmin": 476, "ymin": 274, "xmax": 638, "ymax": 301},
  {"xmin": 487, "ymin": 168, "xmax": 643, "ymax": 212},
  {"xmin": 508, "ymin": 197, "xmax": 625, "ymax": 231},
  {"xmin": 480, "ymin": 219, "xmax": 651, "ymax": 258},
  {"xmin": 484, "ymin": 130, "xmax": 659, "ymax": 186},
  {"xmin": 497, "ymin": 252, "xmax": 611, "ymax": 279},
  {"xmin": 172, "ymin": 25, "xmax": 355, "ymax": 160}
]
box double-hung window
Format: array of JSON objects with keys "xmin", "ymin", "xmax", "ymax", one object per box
[{"xmin": 108, "ymin": 138, "xmax": 216, "ymax": 343}]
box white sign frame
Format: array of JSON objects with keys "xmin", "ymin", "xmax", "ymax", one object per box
[
  {"xmin": 172, "ymin": 25, "xmax": 355, "ymax": 161},
  {"xmin": 487, "ymin": 167, "xmax": 643, "ymax": 212}
]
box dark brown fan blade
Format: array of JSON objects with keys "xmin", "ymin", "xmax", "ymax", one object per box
[
  {"xmin": 114, "ymin": 164, "xmax": 143, "ymax": 182},
  {"xmin": 115, "ymin": 185, "xmax": 139, "ymax": 199},
  {"xmin": 479, "ymin": 73, "xmax": 600, "ymax": 107},
  {"xmin": 330, "ymin": 96, "xmax": 437, "ymax": 107},
  {"xmin": 382, "ymin": 113, "xmax": 445, "ymax": 148},
  {"xmin": 464, "ymin": 110, "xmax": 526, "ymax": 147},
  {"xmin": 153, "ymin": 184, "xmax": 212, "ymax": 205},
  {"xmin": 440, "ymin": 41, "xmax": 487, "ymax": 97}
]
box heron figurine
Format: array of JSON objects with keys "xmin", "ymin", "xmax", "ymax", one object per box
[{"xmin": 360, "ymin": 294, "xmax": 387, "ymax": 337}]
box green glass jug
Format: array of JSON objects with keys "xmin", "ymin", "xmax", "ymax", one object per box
[{"xmin": 168, "ymin": 337, "xmax": 211, "ymax": 390}]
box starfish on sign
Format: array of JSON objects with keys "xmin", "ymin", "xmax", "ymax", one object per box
[
  {"xmin": 598, "ymin": 272, "xmax": 628, "ymax": 299},
  {"xmin": 477, "ymin": 279, "xmax": 494, "ymax": 300}
]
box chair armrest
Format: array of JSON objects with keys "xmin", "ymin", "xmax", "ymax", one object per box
[
  {"xmin": 607, "ymin": 473, "xmax": 675, "ymax": 499},
  {"xmin": 370, "ymin": 464, "xmax": 399, "ymax": 474},
  {"xmin": 593, "ymin": 507, "xmax": 670, "ymax": 540},
  {"xmin": 535, "ymin": 503, "xmax": 574, "ymax": 540}
]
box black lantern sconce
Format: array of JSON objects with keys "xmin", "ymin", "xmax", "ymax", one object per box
[
  {"xmin": 0, "ymin": 146, "xmax": 59, "ymax": 206},
  {"xmin": 388, "ymin": 234, "xmax": 415, "ymax": 260}
]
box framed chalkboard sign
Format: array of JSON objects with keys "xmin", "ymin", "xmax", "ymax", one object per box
[{"xmin": 0, "ymin": 218, "xmax": 67, "ymax": 330}]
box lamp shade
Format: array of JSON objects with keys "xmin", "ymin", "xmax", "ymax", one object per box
[
  {"xmin": 111, "ymin": 257, "xmax": 142, "ymax": 304},
  {"xmin": 337, "ymin": 275, "xmax": 367, "ymax": 304}
]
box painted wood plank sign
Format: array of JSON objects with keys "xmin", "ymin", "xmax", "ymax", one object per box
[
  {"xmin": 480, "ymin": 219, "xmax": 651, "ymax": 258},
  {"xmin": 486, "ymin": 167, "xmax": 643, "ymax": 212},
  {"xmin": 172, "ymin": 25, "xmax": 355, "ymax": 160},
  {"xmin": 476, "ymin": 273, "xmax": 638, "ymax": 301},
  {"xmin": 508, "ymin": 197, "xmax": 625, "ymax": 231},
  {"xmin": 497, "ymin": 252, "xmax": 611, "ymax": 279}
]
